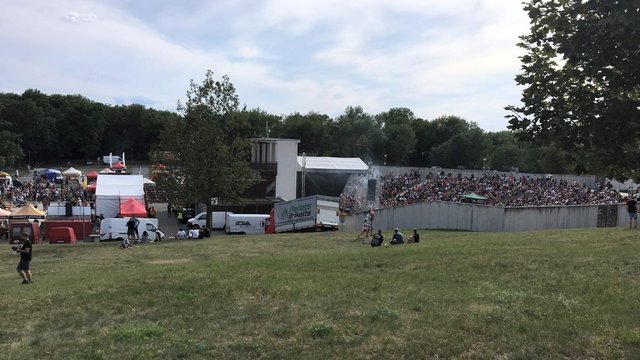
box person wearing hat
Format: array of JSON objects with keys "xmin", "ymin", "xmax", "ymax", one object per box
[{"xmin": 390, "ymin": 228, "xmax": 404, "ymax": 245}]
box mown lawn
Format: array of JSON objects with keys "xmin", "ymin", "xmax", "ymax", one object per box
[{"xmin": 1, "ymin": 228, "xmax": 640, "ymax": 359}]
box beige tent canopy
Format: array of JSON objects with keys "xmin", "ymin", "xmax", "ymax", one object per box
[
  {"xmin": 0, "ymin": 208, "xmax": 11, "ymax": 218},
  {"xmin": 62, "ymin": 167, "xmax": 82, "ymax": 178},
  {"xmin": 10, "ymin": 203, "xmax": 46, "ymax": 219}
]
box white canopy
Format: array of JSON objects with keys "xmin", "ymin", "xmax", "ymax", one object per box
[
  {"xmin": 95, "ymin": 175, "xmax": 145, "ymax": 218},
  {"xmin": 99, "ymin": 167, "xmax": 116, "ymax": 174},
  {"xmin": 143, "ymin": 177, "xmax": 156, "ymax": 185},
  {"xmin": 62, "ymin": 167, "xmax": 82, "ymax": 178},
  {"xmin": 297, "ymin": 156, "xmax": 369, "ymax": 173}
]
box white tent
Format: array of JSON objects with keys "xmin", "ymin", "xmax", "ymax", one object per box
[
  {"xmin": 95, "ymin": 174, "xmax": 145, "ymax": 218},
  {"xmin": 62, "ymin": 167, "xmax": 82, "ymax": 178},
  {"xmin": 296, "ymin": 156, "xmax": 369, "ymax": 173},
  {"xmin": 143, "ymin": 177, "xmax": 156, "ymax": 185}
]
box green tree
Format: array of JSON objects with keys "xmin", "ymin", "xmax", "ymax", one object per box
[
  {"xmin": 0, "ymin": 119, "xmax": 23, "ymax": 169},
  {"xmin": 332, "ymin": 106, "xmax": 377, "ymax": 161},
  {"xmin": 429, "ymin": 123, "xmax": 489, "ymax": 169},
  {"xmin": 507, "ymin": 0, "xmax": 640, "ymax": 180},
  {"xmin": 376, "ymin": 108, "xmax": 416, "ymax": 165},
  {"xmin": 280, "ymin": 112, "xmax": 333, "ymax": 156},
  {"xmin": 159, "ymin": 70, "xmax": 259, "ymax": 228}
]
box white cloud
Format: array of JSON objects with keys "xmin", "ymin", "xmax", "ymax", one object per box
[
  {"xmin": 64, "ymin": 12, "xmax": 97, "ymax": 23},
  {"xmin": 0, "ymin": 0, "xmax": 530, "ymax": 131}
]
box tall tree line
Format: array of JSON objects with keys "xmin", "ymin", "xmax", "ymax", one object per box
[
  {"xmin": 0, "ymin": 89, "xmax": 573, "ymax": 174},
  {"xmin": 0, "ymin": 89, "xmax": 178, "ymax": 168}
]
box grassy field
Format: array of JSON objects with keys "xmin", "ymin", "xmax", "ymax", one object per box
[{"xmin": 1, "ymin": 228, "xmax": 640, "ymax": 359}]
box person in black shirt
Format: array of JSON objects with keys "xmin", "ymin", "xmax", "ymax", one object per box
[
  {"xmin": 16, "ymin": 233, "xmax": 33, "ymax": 284},
  {"xmin": 371, "ymin": 230, "xmax": 383, "ymax": 247},
  {"xmin": 627, "ymin": 196, "xmax": 637, "ymax": 229},
  {"xmin": 126, "ymin": 217, "xmax": 136, "ymax": 241},
  {"xmin": 408, "ymin": 229, "xmax": 420, "ymax": 243}
]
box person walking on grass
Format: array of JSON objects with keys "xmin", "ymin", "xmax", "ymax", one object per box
[
  {"xmin": 627, "ymin": 195, "xmax": 637, "ymax": 229},
  {"xmin": 16, "ymin": 233, "xmax": 33, "ymax": 284},
  {"xmin": 356, "ymin": 217, "xmax": 371, "ymax": 242}
]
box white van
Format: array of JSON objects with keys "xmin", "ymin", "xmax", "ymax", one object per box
[
  {"xmin": 187, "ymin": 211, "xmax": 232, "ymax": 229},
  {"xmin": 225, "ymin": 214, "xmax": 269, "ymax": 235},
  {"xmin": 99, "ymin": 217, "xmax": 159, "ymax": 241}
]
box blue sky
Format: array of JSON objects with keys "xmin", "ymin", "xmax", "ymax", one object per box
[{"xmin": 1, "ymin": 0, "xmax": 530, "ymax": 131}]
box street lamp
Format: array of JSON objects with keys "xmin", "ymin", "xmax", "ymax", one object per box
[
  {"xmin": 384, "ymin": 154, "xmax": 387, "ymax": 166},
  {"xmin": 301, "ymin": 152, "xmax": 306, "ymax": 198}
]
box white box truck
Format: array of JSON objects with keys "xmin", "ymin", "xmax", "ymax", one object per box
[
  {"xmin": 99, "ymin": 217, "xmax": 159, "ymax": 241},
  {"xmin": 187, "ymin": 211, "xmax": 233, "ymax": 229},
  {"xmin": 225, "ymin": 213, "xmax": 269, "ymax": 235},
  {"xmin": 268, "ymin": 195, "xmax": 339, "ymax": 233}
]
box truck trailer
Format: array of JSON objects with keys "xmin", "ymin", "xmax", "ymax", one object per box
[{"xmin": 267, "ymin": 195, "xmax": 340, "ymax": 233}]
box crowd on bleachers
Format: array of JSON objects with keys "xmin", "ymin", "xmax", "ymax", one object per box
[{"xmin": 340, "ymin": 170, "xmax": 623, "ymax": 212}]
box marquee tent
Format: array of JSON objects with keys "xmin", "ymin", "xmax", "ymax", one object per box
[
  {"xmin": 63, "ymin": 167, "xmax": 82, "ymax": 178},
  {"xmin": 296, "ymin": 156, "xmax": 369, "ymax": 173},
  {"xmin": 10, "ymin": 203, "xmax": 46, "ymax": 219},
  {"xmin": 44, "ymin": 169, "xmax": 63, "ymax": 182},
  {"xmin": 143, "ymin": 177, "xmax": 156, "ymax": 185},
  {"xmin": 119, "ymin": 198, "xmax": 147, "ymax": 218},
  {"xmin": 461, "ymin": 193, "xmax": 487, "ymax": 200},
  {"xmin": 111, "ymin": 162, "xmax": 126, "ymax": 170},
  {"xmin": 461, "ymin": 193, "xmax": 487, "ymax": 204},
  {"xmin": 95, "ymin": 175, "xmax": 145, "ymax": 218},
  {"xmin": 0, "ymin": 208, "xmax": 11, "ymax": 218},
  {"xmin": 85, "ymin": 170, "xmax": 99, "ymax": 180}
]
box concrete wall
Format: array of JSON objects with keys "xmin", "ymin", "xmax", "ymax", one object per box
[
  {"xmin": 345, "ymin": 202, "xmax": 625, "ymax": 233},
  {"xmin": 502, "ymin": 206, "xmax": 597, "ymax": 231},
  {"xmin": 275, "ymin": 139, "xmax": 300, "ymax": 201}
]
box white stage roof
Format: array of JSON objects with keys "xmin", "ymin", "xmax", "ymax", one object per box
[{"xmin": 297, "ymin": 156, "xmax": 368, "ymax": 173}]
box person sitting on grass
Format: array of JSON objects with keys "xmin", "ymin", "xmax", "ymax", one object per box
[
  {"xmin": 390, "ymin": 228, "xmax": 404, "ymax": 245},
  {"xmin": 155, "ymin": 229, "xmax": 165, "ymax": 242},
  {"xmin": 120, "ymin": 237, "xmax": 130, "ymax": 249},
  {"xmin": 140, "ymin": 231, "xmax": 149, "ymax": 244},
  {"xmin": 407, "ymin": 229, "xmax": 420, "ymax": 243},
  {"xmin": 371, "ymin": 230, "xmax": 383, "ymax": 247},
  {"xmin": 176, "ymin": 228, "xmax": 187, "ymax": 239}
]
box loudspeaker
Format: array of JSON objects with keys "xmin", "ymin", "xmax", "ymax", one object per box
[
  {"xmin": 367, "ymin": 179, "xmax": 377, "ymax": 201},
  {"xmin": 65, "ymin": 202, "xmax": 73, "ymax": 217}
]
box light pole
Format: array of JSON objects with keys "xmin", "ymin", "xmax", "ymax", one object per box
[
  {"xmin": 28, "ymin": 151, "xmax": 31, "ymax": 170},
  {"xmin": 301, "ymin": 152, "xmax": 306, "ymax": 198},
  {"xmin": 384, "ymin": 154, "xmax": 387, "ymax": 166}
]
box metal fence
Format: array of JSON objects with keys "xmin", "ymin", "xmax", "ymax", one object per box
[{"xmin": 344, "ymin": 202, "xmax": 625, "ymax": 232}]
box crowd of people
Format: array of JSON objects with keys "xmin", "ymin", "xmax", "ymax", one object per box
[
  {"xmin": 383, "ymin": 171, "xmax": 622, "ymax": 208},
  {"xmin": 1, "ymin": 177, "xmax": 91, "ymax": 210},
  {"xmin": 340, "ymin": 170, "xmax": 623, "ymax": 212}
]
